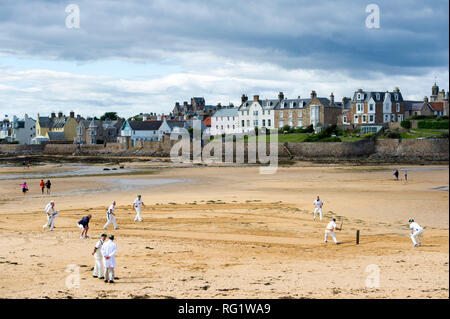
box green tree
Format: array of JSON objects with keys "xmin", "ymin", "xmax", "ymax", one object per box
[{"xmin": 100, "ymin": 112, "xmax": 119, "ymax": 121}]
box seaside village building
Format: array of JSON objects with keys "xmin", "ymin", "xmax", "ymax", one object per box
[
  {"xmin": 341, "ymin": 88, "xmax": 406, "ymax": 134},
  {"xmin": 119, "ymin": 118, "xmax": 187, "ymax": 146},
  {"xmin": 404, "ymin": 83, "xmax": 449, "ymax": 118},
  {"xmin": 237, "ymin": 91, "xmax": 341, "ymax": 134},
  {"xmin": 0, "ymin": 114, "xmax": 36, "ymax": 144},
  {"xmin": 76, "ymin": 119, "xmax": 124, "ymax": 145},
  {"xmin": 35, "ymin": 111, "xmax": 79, "ymax": 142},
  {"xmin": 172, "ymin": 97, "xmax": 219, "ymax": 120},
  {"xmin": 210, "ymin": 107, "xmax": 240, "ymax": 135}
]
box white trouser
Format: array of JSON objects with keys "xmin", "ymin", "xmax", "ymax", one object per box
[
  {"xmin": 410, "ymin": 229, "xmax": 423, "ymax": 245},
  {"xmin": 93, "ymin": 254, "xmax": 103, "ymax": 277},
  {"xmin": 104, "ymin": 267, "xmax": 115, "ymax": 281},
  {"xmin": 43, "ymin": 214, "xmax": 56, "ymax": 230},
  {"xmin": 325, "ymin": 230, "xmax": 338, "ymax": 243},
  {"xmin": 77, "ymin": 223, "xmax": 84, "ymax": 229},
  {"xmin": 314, "ymin": 207, "xmax": 323, "ymax": 220},
  {"xmin": 104, "ymin": 214, "xmax": 118, "ymax": 229},
  {"xmin": 134, "ymin": 207, "xmax": 142, "ymax": 221}
]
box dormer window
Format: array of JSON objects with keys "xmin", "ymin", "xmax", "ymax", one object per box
[
  {"xmin": 376, "ymin": 93, "xmax": 380, "ymax": 100},
  {"xmin": 357, "ymin": 93, "xmax": 363, "ymax": 100},
  {"xmin": 394, "ymin": 94, "xmax": 399, "ymax": 101}
]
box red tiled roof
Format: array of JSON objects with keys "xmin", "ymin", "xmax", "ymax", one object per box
[{"xmin": 429, "ymin": 102, "xmax": 444, "ymax": 112}]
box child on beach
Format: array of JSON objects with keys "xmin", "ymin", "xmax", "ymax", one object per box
[
  {"xmin": 40, "ymin": 180, "xmax": 45, "ymax": 194},
  {"xmin": 20, "ymin": 182, "xmax": 29, "ymax": 195}
]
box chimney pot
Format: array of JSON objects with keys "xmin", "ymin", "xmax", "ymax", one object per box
[
  {"xmin": 253, "ymin": 95, "xmax": 260, "ymax": 102},
  {"xmin": 278, "ymin": 92, "xmax": 284, "ymax": 101},
  {"xmin": 51, "ymin": 112, "xmax": 56, "ymax": 118}
]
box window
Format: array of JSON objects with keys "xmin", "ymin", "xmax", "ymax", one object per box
[
  {"xmin": 221, "ymin": 125, "xmax": 223, "ymax": 129},
  {"xmin": 297, "ymin": 119, "xmax": 303, "ymax": 127},
  {"xmin": 253, "ymin": 111, "xmax": 258, "ymax": 116},
  {"xmin": 397, "ymin": 114, "xmax": 403, "ymax": 122},
  {"xmin": 279, "ymin": 120, "xmax": 284, "ymax": 127},
  {"xmin": 280, "ymin": 111, "xmax": 284, "ymax": 117},
  {"xmin": 357, "ymin": 93, "xmax": 362, "ymax": 100},
  {"xmin": 391, "ymin": 114, "xmax": 395, "ymax": 122},
  {"xmin": 227, "ymin": 117, "xmax": 230, "ymax": 121},
  {"xmin": 369, "ymin": 114, "xmax": 374, "ymax": 123},
  {"xmin": 395, "ymin": 94, "xmax": 399, "ymax": 101},
  {"xmin": 241, "ymin": 120, "xmax": 245, "ymax": 127},
  {"xmin": 267, "ymin": 110, "xmax": 270, "ymax": 115},
  {"xmin": 253, "ymin": 120, "xmax": 258, "ymax": 126},
  {"xmin": 268, "ymin": 119, "xmax": 271, "ymax": 127},
  {"xmin": 298, "ymin": 110, "xmax": 302, "ymax": 117},
  {"xmin": 247, "ymin": 120, "xmax": 250, "ymax": 126},
  {"xmin": 357, "ymin": 103, "xmax": 363, "ymax": 113},
  {"xmin": 262, "ymin": 119, "xmax": 266, "ymax": 126},
  {"xmin": 384, "ymin": 114, "xmax": 390, "ymax": 122},
  {"xmin": 343, "ymin": 116, "xmax": 347, "ymax": 124},
  {"xmin": 396, "ymin": 103, "xmax": 400, "ymax": 112},
  {"xmin": 289, "ymin": 111, "xmax": 292, "ymax": 118},
  {"xmin": 354, "ymin": 115, "xmax": 359, "ymax": 123},
  {"xmin": 376, "ymin": 93, "xmax": 380, "ymax": 100},
  {"xmin": 247, "ymin": 111, "xmax": 250, "ymax": 116},
  {"xmin": 369, "ymin": 103, "xmax": 374, "ymax": 112},
  {"xmin": 262, "ymin": 110, "xmax": 265, "ymax": 115},
  {"xmin": 362, "ymin": 115, "xmax": 367, "ymax": 123},
  {"xmin": 232, "ymin": 125, "xmax": 235, "ymax": 129}
]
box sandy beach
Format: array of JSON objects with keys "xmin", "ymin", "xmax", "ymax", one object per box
[{"xmin": 0, "ymin": 162, "xmax": 448, "ymax": 298}]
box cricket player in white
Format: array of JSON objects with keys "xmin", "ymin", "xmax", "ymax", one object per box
[
  {"xmin": 42, "ymin": 200, "xmax": 58, "ymax": 231},
  {"xmin": 324, "ymin": 218, "xmax": 341, "ymax": 244},
  {"xmin": 409, "ymin": 218, "xmax": 424, "ymax": 247},
  {"xmin": 103, "ymin": 201, "xmax": 118, "ymax": 230},
  {"xmin": 101, "ymin": 234, "xmax": 117, "ymax": 283},
  {"xmin": 133, "ymin": 194, "xmax": 145, "ymax": 222},
  {"xmin": 313, "ymin": 195, "xmax": 323, "ymax": 221},
  {"xmin": 92, "ymin": 233, "xmax": 107, "ymax": 279}
]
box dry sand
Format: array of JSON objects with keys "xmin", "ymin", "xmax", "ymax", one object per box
[{"xmin": 0, "ymin": 162, "xmax": 448, "ymax": 298}]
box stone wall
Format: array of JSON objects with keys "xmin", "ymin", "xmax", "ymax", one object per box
[{"xmin": 1, "ymin": 138, "xmax": 448, "ymax": 162}]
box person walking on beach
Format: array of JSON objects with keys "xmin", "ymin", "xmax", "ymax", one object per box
[
  {"xmin": 19, "ymin": 182, "xmax": 29, "ymax": 195},
  {"xmin": 45, "ymin": 180, "xmax": 51, "ymax": 195},
  {"xmin": 324, "ymin": 218, "xmax": 341, "ymax": 245},
  {"xmin": 404, "ymin": 170, "xmax": 408, "ymax": 182},
  {"xmin": 40, "ymin": 179, "xmax": 45, "ymax": 194},
  {"xmin": 133, "ymin": 194, "xmax": 145, "ymax": 222},
  {"xmin": 43, "ymin": 200, "xmax": 58, "ymax": 231},
  {"xmin": 104, "ymin": 201, "xmax": 118, "ymax": 230},
  {"xmin": 409, "ymin": 218, "xmax": 423, "ymax": 247},
  {"xmin": 393, "ymin": 169, "xmax": 399, "ymax": 181},
  {"xmin": 101, "ymin": 234, "xmax": 117, "ymax": 283},
  {"xmin": 92, "ymin": 233, "xmax": 107, "ymax": 279},
  {"xmin": 313, "ymin": 195, "xmax": 323, "ymax": 221},
  {"xmin": 77, "ymin": 214, "xmax": 92, "ymax": 239}
]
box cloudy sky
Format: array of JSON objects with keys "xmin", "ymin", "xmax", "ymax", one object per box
[{"xmin": 0, "ymin": 0, "xmax": 448, "ymax": 118}]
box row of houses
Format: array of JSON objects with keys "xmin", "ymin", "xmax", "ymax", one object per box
[{"xmin": 1, "ymin": 83, "xmax": 448, "ymax": 144}]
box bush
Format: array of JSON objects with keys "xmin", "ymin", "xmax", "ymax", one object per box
[
  {"xmin": 363, "ymin": 133, "xmax": 374, "ymax": 139},
  {"xmin": 400, "ymin": 120, "xmax": 411, "ymax": 129},
  {"xmin": 386, "ymin": 131, "xmax": 401, "ymax": 139},
  {"xmin": 417, "ymin": 120, "xmax": 449, "ymax": 129},
  {"xmin": 438, "ymin": 131, "xmax": 449, "ymax": 138},
  {"xmin": 410, "ymin": 115, "xmax": 437, "ymax": 120}
]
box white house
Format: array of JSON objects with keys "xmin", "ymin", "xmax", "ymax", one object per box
[
  {"xmin": 238, "ymin": 95, "xmax": 275, "ymax": 133},
  {"xmin": 158, "ymin": 118, "xmax": 187, "ymax": 139},
  {"xmin": 0, "ymin": 114, "xmax": 36, "ymax": 144},
  {"xmin": 11, "ymin": 114, "xmax": 36, "ymax": 144},
  {"xmin": 210, "ymin": 108, "xmax": 239, "ymax": 135},
  {"xmin": 120, "ymin": 120, "xmax": 163, "ymax": 143}
]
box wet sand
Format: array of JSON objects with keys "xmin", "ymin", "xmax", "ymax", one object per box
[{"xmin": 0, "ymin": 163, "xmax": 448, "ymax": 298}]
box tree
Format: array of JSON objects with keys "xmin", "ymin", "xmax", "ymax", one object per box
[{"xmin": 100, "ymin": 112, "xmax": 119, "ymax": 121}]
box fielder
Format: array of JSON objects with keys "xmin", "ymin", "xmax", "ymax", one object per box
[
  {"xmin": 133, "ymin": 194, "xmax": 145, "ymax": 222},
  {"xmin": 77, "ymin": 214, "xmax": 92, "ymax": 239},
  {"xmin": 101, "ymin": 234, "xmax": 117, "ymax": 283},
  {"xmin": 92, "ymin": 233, "xmax": 107, "ymax": 279},
  {"xmin": 313, "ymin": 195, "xmax": 323, "ymax": 221},
  {"xmin": 409, "ymin": 218, "xmax": 423, "ymax": 247},
  {"xmin": 324, "ymin": 218, "xmax": 341, "ymax": 245},
  {"xmin": 42, "ymin": 200, "xmax": 58, "ymax": 231},
  {"xmin": 103, "ymin": 201, "xmax": 118, "ymax": 230}
]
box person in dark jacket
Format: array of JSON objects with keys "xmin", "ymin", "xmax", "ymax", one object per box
[
  {"xmin": 45, "ymin": 180, "xmax": 52, "ymax": 194},
  {"xmin": 77, "ymin": 214, "xmax": 92, "ymax": 239}
]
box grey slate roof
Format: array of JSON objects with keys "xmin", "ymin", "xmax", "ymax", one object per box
[
  {"xmin": 47, "ymin": 132, "xmax": 66, "ymax": 141},
  {"xmin": 38, "ymin": 116, "xmax": 70, "ymax": 128},
  {"xmin": 128, "ymin": 120, "xmax": 162, "ymax": 131},
  {"xmin": 212, "ymin": 108, "xmax": 239, "ymax": 117},
  {"xmin": 352, "ymin": 90, "xmax": 404, "ymax": 103},
  {"xmin": 403, "ymin": 101, "xmax": 424, "ymax": 111}
]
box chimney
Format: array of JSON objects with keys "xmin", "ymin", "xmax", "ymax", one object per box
[
  {"xmin": 70, "ymin": 111, "xmax": 75, "ymax": 118},
  {"xmin": 278, "ymin": 92, "xmax": 284, "ymax": 101},
  {"xmin": 330, "ymin": 93, "xmax": 335, "ymax": 105},
  {"xmin": 424, "ymin": 96, "xmax": 429, "ymax": 103},
  {"xmin": 241, "ymin": 94, "xmax": 248, "ymax": 104},
  {"xmin": 394, "ymin": 87, "xmax": 400, "ymax": 93},
  {"xmin": 311, "ymin": 90, "xmax": 317, "ymax": 99},
  {"xmin": 253, "ymin": 95, "xmax": 260, "ymax": 102},
  {"xmin": 76, "ymin": 114, "xmax": 81, "ymax": 121},
  {"xmin": 298, "ymin": 96, "xmax": 301, "ymax": 100},
  {"xmin": 175, "ymin": 102, "xmax": 180, "ymax": 107},
  {"xmin": 58, "ymin": 112, "xmax": 63, "ymax": 118},
  {"xmin": 51, "ymin": 112, "xmax": 56, "ymax": 119},
  {"xmin": 183, "ymin": 101, "xmax": 188, "ymax": 107}
]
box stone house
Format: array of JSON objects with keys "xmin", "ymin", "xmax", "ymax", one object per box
[{"xmin": 36, "ymin": 111, "xmax": 79, "ymax": 142}]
